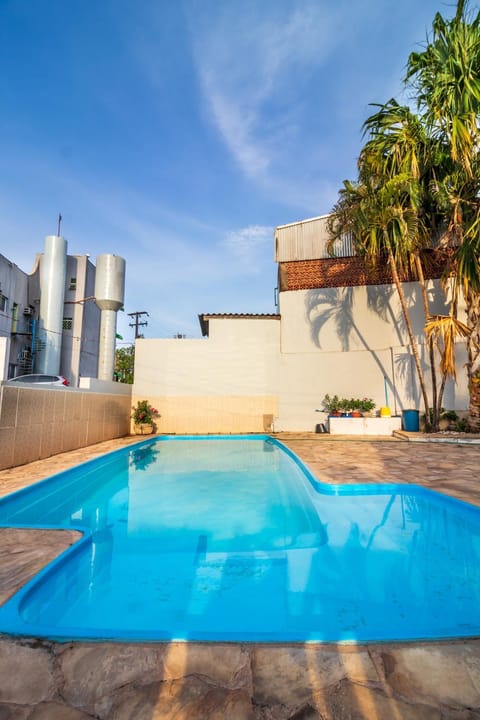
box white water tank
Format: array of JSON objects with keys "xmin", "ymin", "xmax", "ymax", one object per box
[
  {"xmin": 37, "ymin": 235, "xmax": 67, "ymax": 374},
  {"xmin": 94, "ymin": 254, "xmax": 126, "ymax": 381}
]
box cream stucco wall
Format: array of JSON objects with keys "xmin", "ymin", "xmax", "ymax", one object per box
[
  {"xmin": 274, "ymin": 341, "xmax": 468, "ymax": 432},
  {"xmin": 275, "ymin": 280, "xmax": 469, "ymax": 430},
  {"xmin": 133, "ymin": 318, "xmax": 280, "ymax": 434},
  {"xmin": 279, "ymin": 281, "xmax": 450, "ymax": 354},
  {"xmin": 132, "ymin": 281, "xmax": 469, "ymax": 434}
]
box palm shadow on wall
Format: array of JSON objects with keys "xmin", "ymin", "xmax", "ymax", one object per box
[{"xmin": 305, "ymin": 286, "xmax": 417, "ymax": 404}]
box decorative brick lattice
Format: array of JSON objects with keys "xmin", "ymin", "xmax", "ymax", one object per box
[{"xmin": 279, "ymin": 254, "xmax": 446, "ymax": 291}]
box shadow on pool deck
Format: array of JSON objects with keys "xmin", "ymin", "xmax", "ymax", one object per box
[{"xmin": 0, "ymin": 433, "xmax": 479, "ymax": 718}]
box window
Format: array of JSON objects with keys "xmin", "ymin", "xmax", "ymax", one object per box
[
  {"xmin": 69, "ymin": 277, "xmax": 77, "ymax": 290},
  {"xmin": 0, "ymin": 293, "xmax": 8, "ymax": 312},
  {"xmin": 63, "ymin": 317, "xmax": 73, "ymax": 330},
  {"xmin": 11, "ymin": 303, "xmax": 18, "ymax": 332}
]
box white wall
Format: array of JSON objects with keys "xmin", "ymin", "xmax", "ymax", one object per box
[
  {"xmin": 133, "ymin": 318, "xmax": 280, "ymax": 433},
  {"xmin": 0, "ymin": 255, "xmax": 30, "ymax": 377},
  {"xmin": 79, "ymin": 377, "xmax": 132, "ymax": 395},
  {"xmin": 270, "ymin": 280, "xmax": 468, "ymax": 431},
  {"xmin": 134, "ymin": 318, "xmax": 280, "ymax": 398},
  {"xmin": 279, "ymin": 280, "xmax": 450, "ymax": 354},
  {"xmin": 60, "ymin": 256, "xmax": 101, "ymax": 387},
  {"xmin": 79, "ymin": 258, "xmax": 101, "ymax": 379},
  {"xmin": 0, "ymin": 337, "xmax": 10, "ymax": 381},
  {"xmin": 132, "ymin": 281, "xmax": 469, "ymax": 433}
]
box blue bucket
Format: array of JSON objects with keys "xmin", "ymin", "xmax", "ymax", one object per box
[{"xmin": 402, "ymin": 409, "xmax": 420, "ymax": 432}]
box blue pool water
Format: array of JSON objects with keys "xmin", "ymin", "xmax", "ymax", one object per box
[{"xmin": 0, "ymin": 435, "xmax": 479, "ymax": 642}]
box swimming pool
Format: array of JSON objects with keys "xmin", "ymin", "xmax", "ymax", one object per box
[{"xmin": 0, "ymin": 435, "xmax": 479, "ymax": 642}]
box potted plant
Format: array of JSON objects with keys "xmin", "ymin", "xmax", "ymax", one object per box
[
  {"xmin": 131, "ymin": 400, "xmax": 160, "ymax": 435},
  {"xmin": 358, "ymin": 398, "xmax": 376, "ymax": 416},
  {"xmin": 323, "ymin": 395, "xmax": 376, "ymax": 418},
  {"xmin": 322, "ymin": 394, "xmax": 342, "ymax": 416},
  {"xmin": 442, "ymin": 409, "xmax": 458, "ymax": 431},
  {"xmin": 338, "ymin": 398, "xmax": 354, "ymax": 416},
  {"xmin": 349, "ymin": 399, "xmax": 362, "ymax": 418}
]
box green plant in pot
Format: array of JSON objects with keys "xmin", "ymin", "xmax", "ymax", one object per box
[
  {"xmin": 131, "ymin": 400, "xmax": 160, "ymax": 434},
  {"xmin": 358, "ymin": 397, "xmax": 375, "ymax": 414},
  {"xmin": 322, "ymin": 394, "xmax": 341, "ymax": 416},
  {"xmin": 348, "ymin": 398, "xmax": 363, "ymax": 417},
  {"xmin": 323, "ymin": 395, "xmax": 376, "ymax": 417},
  {"xmin": 338, "ymin": 398, "xmax": 354, "ymax": 416},
  {"xmin": 442, "ymin": 409, "xmax": 459, "ymax": 431}
]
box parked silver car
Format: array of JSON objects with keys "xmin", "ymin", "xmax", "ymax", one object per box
[{"xmin": 6, "ymin": 374, "xmax": 69, "ymax": 386}]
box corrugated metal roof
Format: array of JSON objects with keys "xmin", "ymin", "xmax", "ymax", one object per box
[
  {"xmin": 275, "ymin": 214, "xmax": 354, "ymax": 262},
  {"xmin": 275, "ymin": 213, "xmax": 330, "ymax": 230},
  {"xmin": 198, "ymin": 313, "xmax": 280, "ymax": 336}
]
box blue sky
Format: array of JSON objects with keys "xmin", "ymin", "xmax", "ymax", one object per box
[{"xmin": 0, "ymin": 0, "xmax": 453, "ymax": 341}]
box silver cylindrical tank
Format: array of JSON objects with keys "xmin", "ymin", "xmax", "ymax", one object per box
[
  {"xmin": 94, "ymin": 254, "xmax": 125, "ymax": 311},
  {"xmin": 94, "ymin": 254, "xmax": 126, "ymax": 381},
  {"xmin": 37, "ymin": 235, "xmax": 67, "ymax": 374}
]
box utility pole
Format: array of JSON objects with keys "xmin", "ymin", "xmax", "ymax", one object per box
[{"xmin": 128, "ymin": 311, "xmax": 149, "ymax": 339}]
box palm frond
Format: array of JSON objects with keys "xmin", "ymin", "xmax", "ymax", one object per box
[{"xmin": 425, "ymin": 314, "xmax": 471, "ymax": 379}]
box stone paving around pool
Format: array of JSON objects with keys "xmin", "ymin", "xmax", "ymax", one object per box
[{"xmin": 0, "ymin": 433, "xmax": 479, "ymax": 719}]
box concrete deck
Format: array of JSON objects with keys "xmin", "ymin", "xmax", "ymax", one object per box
[
  {"xmin": 0, "ymin": 433, "xmax": 479, "ymax": 719},
  {"xmin": 276, "ymin": 432, "xmax": 480, "ymax": 506}
]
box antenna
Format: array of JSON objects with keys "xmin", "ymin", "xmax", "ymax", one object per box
[{"xmin": 57, "ymin": 213, "xmax": 62, "ymax": 236}]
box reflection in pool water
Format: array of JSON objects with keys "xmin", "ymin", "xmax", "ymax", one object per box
[{"xmin": 0, "ymin": 436, "xmax": 479, "ymax": 642}]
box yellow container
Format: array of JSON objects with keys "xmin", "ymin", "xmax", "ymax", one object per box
[{"xmin": 380, "ymin": 406, "xmax": 391, "ymax": 417}]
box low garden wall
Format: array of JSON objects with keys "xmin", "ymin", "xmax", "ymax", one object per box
[
  {"xmin": 328, "ymin": 416, "xmax": 402, "ymax": 436},
  {"xmin": 0, "ymin": 384, "xmax": 132, "ymax": 470}
]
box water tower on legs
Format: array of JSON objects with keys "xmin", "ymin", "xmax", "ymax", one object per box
[{"xmin": 94, "ymin": 254, "xmax": 126, "ymax": 381}]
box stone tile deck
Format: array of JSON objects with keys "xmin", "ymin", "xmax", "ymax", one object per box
[
  {"xmin": 0, "ymin": 528, "xmax": 81, "ymax": 605},
  {"xmin": 276, "ymin": 433, "xmax": 480, "ymax": 506},
  {"xmin": 0, "ymin": 433, "xmax": 479, "ymax": 719}
]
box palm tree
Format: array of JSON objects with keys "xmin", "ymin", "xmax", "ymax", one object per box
[
  {"xmin": 328, "ymin": 97, "xmax": 462, "ymax": 430},
  {"xmin": 328, "ymin": 167, "xmax": 434, "ymax": 428},
  {"xmin": 362, "ymin": 101, "xmax": 477, "ymax": 428},
  {"xmin": 360, "ymin": 101, "xmax": 447, "ymax": 429},
  {"xmin": 406, "ymin": 0, "xmax": 480, "ymax": 429}
]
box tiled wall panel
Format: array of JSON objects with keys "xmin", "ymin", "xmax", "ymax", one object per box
[
  {"xmin": 131, "ymin": 395, "xmax": 278, "ymax": 435},
  {"xmin": 0, "ymin": 386, "xmax": 132, "ymax": 470}
]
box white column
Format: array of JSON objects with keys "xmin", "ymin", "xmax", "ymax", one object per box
[
  {"xmin": 37, "ymin": 235, "xmax": 67, "ymax": 374},
  {"xmin": 97, "ymin": 309, "xmax": 117, "ymax": 381}
]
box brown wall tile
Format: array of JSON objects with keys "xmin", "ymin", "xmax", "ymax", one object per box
[
  {"xmin": 0, "ymin": 388, "xmax": 18, "ymax": 429},
  {"xmin": 17, "ymin": 388, "xmax": 45, "ymax": 428},
  {"xmin": 13, "ymin": 427, "xmax": 41, "ymax": 467},
  {"xmin": 0, "ymin": 428, "xmax": 15, "ymax": 470},
  {"xmin": 0, "ymin": 389, "xmax": 132, "ymax": 470}
]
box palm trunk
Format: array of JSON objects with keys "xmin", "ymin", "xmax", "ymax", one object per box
[
  {"xmin": 389, "ymin": 250, "xmax": 432, "ymax": 431},
  {"xmin": 466, "ymin": 290, "xmax": 480, "ymax": 431},
  {"xmin": 415, "ymin": 255, "xmax": 439, "ymax": 430},
  {"xmin": 437, "ymin": 372, "xmax": 447, "ymax": 421}
]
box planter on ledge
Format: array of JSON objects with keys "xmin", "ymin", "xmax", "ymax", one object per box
[
  {"xmin": 328, "ymin": 415, "xmax": 402, "ymax": 436},
  {"xmin": 134, "ymin": 423, "xmax": 154, "ymax": 435}
]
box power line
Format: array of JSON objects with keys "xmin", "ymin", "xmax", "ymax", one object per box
[{"xmin": 128, "ymin": 310, "xmax": 149, "ymax": 339}]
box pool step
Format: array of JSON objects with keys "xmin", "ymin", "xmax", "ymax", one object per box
[{"xmin": 194, "ymin": 534, "xmax": 208, "ymax": 564}]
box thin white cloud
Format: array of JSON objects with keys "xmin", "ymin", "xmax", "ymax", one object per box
[
  {"xmin": 220, "ymin": 225, "xmax": 272, "ymax": 272},
  {"xmin": 190, "ymin": 1, "xmax": 344, "ymax": 182}
]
